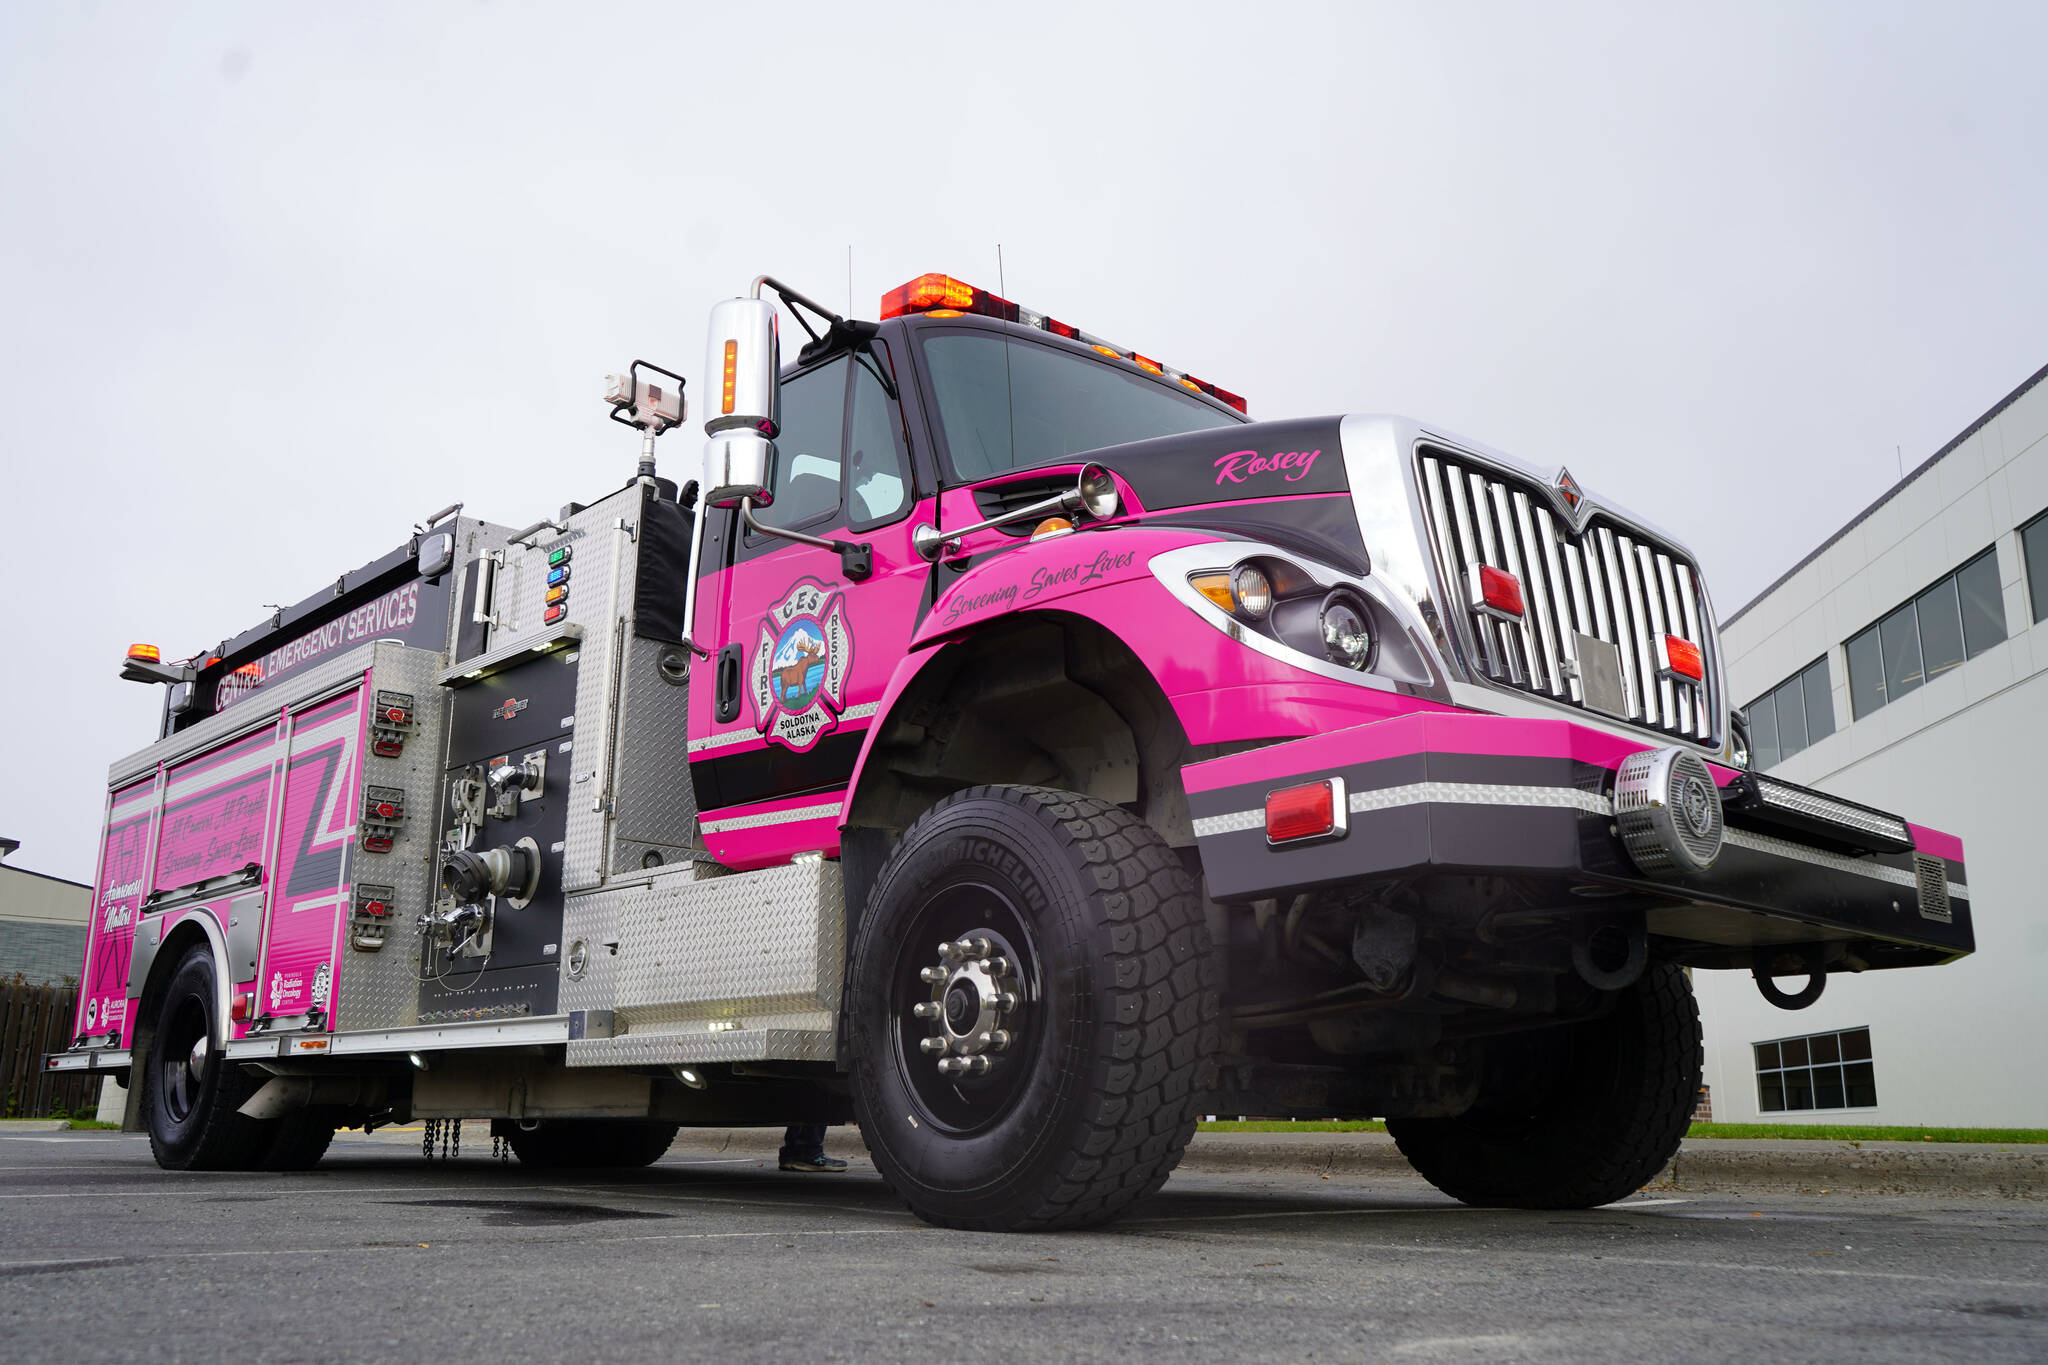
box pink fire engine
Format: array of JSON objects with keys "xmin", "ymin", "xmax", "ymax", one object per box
[{"xmin": 50, "ymin": 272, "xmax": 1973, "ymax": 1230}]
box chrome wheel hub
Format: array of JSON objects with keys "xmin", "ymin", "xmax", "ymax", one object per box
[{"xmin": 913, "ymin": 936, "xmax": 1022, "ymax": 1078}]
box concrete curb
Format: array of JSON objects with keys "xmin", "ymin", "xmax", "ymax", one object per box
[
  {"xmin": 1660, "ymin": 1137, "xmax": 2048, "ymax": 1199},
  {"xmin": 659, "ymin": 1128, "xmax": 2048, "ymax": 1198},
  {"xmin": 0, "ymin": 1120, "xmax": 72, "ymax": 1133}
]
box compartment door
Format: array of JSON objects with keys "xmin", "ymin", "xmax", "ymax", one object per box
[
  {"xmin": 78, "ymin": 776, "xmax": 158, "ymax": 1048},
  {"xmin": 256, "ymin": 685, "xmax": 367, "ymax": 1028}
]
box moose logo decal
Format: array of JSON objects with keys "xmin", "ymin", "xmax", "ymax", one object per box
[{"xmin": 750, "ymin": 579, "xmax": 852, "ymax": 752}]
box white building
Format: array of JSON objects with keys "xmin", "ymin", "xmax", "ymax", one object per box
[
  {"xmin": 1696, "ymin": 360, "xmax": 2048, "ymax": 1127},
  {"xmin": 0, "ymin": 837, "xmax": 92, "ymax": 986}
]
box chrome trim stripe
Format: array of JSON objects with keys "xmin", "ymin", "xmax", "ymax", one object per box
[
  {"xmin": 1193, "ymin": 781, "xmax": 1970, "ymax": 902},
  {"xmin": 221, "ymin": 1016, "xmax": 575, "ymax": 1059},
  {"xmin": 687, "ymin": 728, "xmax": 758, "ymax": 754},
  {"xmin": 1192, "ymin": 781, "xmax": 1613, "ymax": 837},
  {"xmin": 698, "ymin": 800, "xmax": 844, "ymax": 834},
  {"xmin": 688, "ymin": 703, "xmax": 880, "ymax": 757},
  {"xmin": 1722, "ymin": 827, "xmax": 1968, "ymax": 901},
  {"xmin": 685, "ymin": 702, "xmax": 879, "ymax": 754},
  {"xmin": 1194, "ymin": 808, "xmax": 1265, "ymax": 836}
]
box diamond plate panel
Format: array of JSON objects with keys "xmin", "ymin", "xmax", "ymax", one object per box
[
  {"xmin": 560, "ymin": 859, "xmax": 841, "ymax": 1066},
  {"xmin": 530, "ymin": 492, "xmax": 641, "ymax": 893},
  {"xmin": 334, "ymin": 642, "xmax": 450, "ymax": 1033},
  {"xmin": 610, "ymin": 635, "xmax": 699, "ymax": 868},
  {"xmin": 611, "ymin": 858, "xmax": 842, "ymax": 1016},
  {"xmin": 567, "ymin": 1026, "xmax": 836, "ymax": 1066}
]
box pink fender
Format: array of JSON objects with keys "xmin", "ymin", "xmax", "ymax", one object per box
[{"xmin": 841, "ymin": 527, "xmax": 1462, "ymax": 823}]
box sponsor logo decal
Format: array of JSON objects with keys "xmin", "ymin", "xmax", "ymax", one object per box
[
  {"xmin": 85, "ymin": 998, "xmax": 99, "ymax": 1030},
  {"xmin": 1213, "ymin": 448, "xmax": 1321, "ymax": 485},
  {"xmin": 939, "ymin": 547, "xmax": 1140, "ymax": 628},
  {"xmin": 494, "ymin": 697, "xmax": 530, "ymax": 721},
  {"xmin": 270, "ymin": 970, "xmax": 305, "ymax": 1010},
  {"xmin": 750, "ymin": 580, "xmax": 852, "ymax": 753},
  {"xmin": 1022, "ymin": 548, "xmax": 1137, "ymax": 601},
  {"xmin": 311, "ymin": 962, "xmax": 332, "ymax": 1009}
]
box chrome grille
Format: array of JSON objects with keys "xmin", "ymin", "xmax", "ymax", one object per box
[{"xmin": 1418, "ymin": 448, "xmax": 1719, "ymax": 744}]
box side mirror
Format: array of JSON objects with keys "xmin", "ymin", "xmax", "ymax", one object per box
[
  {"xmin": 704, "ymin": 432, "xmax": 777, "ymax": 512},
  {"xmin": 701, "ymin": 297, "xmax": 780, "ymax": 510}
]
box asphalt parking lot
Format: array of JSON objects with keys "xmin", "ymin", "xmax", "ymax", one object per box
[{"xmin": 3, "ymin": 1127, "xmax": 2045, "ymax": 1363}]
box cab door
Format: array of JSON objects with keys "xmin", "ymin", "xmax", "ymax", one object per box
[{"xmin": 689, "ymin": 340, "xmax": 927, "ymax": 869}]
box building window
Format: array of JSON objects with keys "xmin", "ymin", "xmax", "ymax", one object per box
[
  {"xmin": 1744, "ymin": 657, "xmax": 1834, "ymax": 769},
  {"xmin": 1844, "ymin": 547, "xmax": 2006, "ymax": 719},
  {"xmin": 1755, "ymin": 1026, "xmax": 1878, "ymax": 1113},
  {"xmin": 2024, "ymin": 510, "xmax": 2048, "ymax": 625}
]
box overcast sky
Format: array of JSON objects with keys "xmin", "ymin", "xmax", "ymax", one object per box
[{"xmin": 3, "ymin": 2, "xmax": 2044, "ymax": 882}]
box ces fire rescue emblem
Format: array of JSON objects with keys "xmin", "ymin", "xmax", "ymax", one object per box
[{"xmin": 751, "ymin": 579, "xmax": 851, "ymax": 752}]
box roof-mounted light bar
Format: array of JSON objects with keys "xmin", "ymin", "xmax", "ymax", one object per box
[{"xmin": 878, "ymin": 272, "xmax": 1247, "ymax": 414}]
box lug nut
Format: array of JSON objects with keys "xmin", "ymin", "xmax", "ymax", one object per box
[
  {"xmin": 919, "ymin": 966, "xmax": 948, "ymax": 984},
  {"xmin": 912, "ymin": 1001, "xmax": 940, "ymax": 1020},
  {"xmin": 985, "ymin": 1029, "xmax": 1012, "ymax": 1051},
  {"xmin": 937, "ymin": 941, "xmax": 962, "ymax": 962},
  {"xmin": 960, "ymin": 1056, "xmax": 990, "ymax": 1076},
  {"xmin": 920, "ymin": 1036, "xmax": 951, "ymax": 1055},
  {"xmin": 980, "ymin": 956, "xmax": 1011, "ymax": 977},
  {"xmin": 964, "ymin": 937, "xmax": 992, "ymax": 958},
  {"xmin": 994, "ymin": 991, "xmax": 1019, "ymax": 1011}
]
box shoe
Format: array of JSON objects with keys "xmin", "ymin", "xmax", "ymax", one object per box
[{"xmin": 779, "ymin": 1152, "xmax": 848, "ymax": 1173}]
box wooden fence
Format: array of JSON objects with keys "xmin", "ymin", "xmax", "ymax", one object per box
[{"xmin": 2, "ymin": 979, "xmax": 101, "ymax": 1119}]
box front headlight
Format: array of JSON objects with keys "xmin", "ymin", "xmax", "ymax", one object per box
[
  {"xmin": 1315, "ymin": 588, "xmax": 1375, "ymax": 670},
  {"xmin": 1229, "ymin": 565, "xmax": 1273, "ymax": 620},
  {"xmin": 1191, "ymin": 557, "xmax": 1381, "ymax": 673}
]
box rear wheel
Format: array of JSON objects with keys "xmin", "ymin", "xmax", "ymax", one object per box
[
  {"xmin": 1387, "ymin": 961, "xmax": 1701, "ymax": 1208},
  {"xmin": 145, "ymin": 948, "xmax": 268, "ymax": 1171},
  {"xmin": 494, "ymin": 1119, "xmax": 680, "ymax": 1168},
  {"xmin": 848, "ymin": 785, "xmax": 1218, "ymax": 1231},
  {"xmin": 257, "ymin": 1111, "xmax": 338, "ymax": 1170}
]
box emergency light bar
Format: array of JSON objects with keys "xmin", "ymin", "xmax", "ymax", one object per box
[{"xmin": 879, "ymin": 273, "xmax": 1248, "ymax": 414}]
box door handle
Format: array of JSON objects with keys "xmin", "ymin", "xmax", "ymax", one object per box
[{"xmin": 714, "ymin": 644, "xmax": 744, "ymax": 724}]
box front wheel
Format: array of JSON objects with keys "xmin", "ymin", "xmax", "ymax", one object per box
[
  {"xmin": 848, "ymin": 785, "xmax": 1218, "ymax": 1231},
  {"xmin": 1387, "ymin": 961, "xmax": 1702, "ymax": 1208}
]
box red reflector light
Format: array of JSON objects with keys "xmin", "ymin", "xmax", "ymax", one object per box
[
  {"xmin": 1470, "ymin": 564, "xmax": 1524, "ymax": 620},
  {"xmin": 1658, "ymin": 634, "xmax": 1704, "ymax": 682},
  {"xmin": 229, "ymin": 993, "xmax": 250, "ymax": 1022},
  {"xmin": 1265, "ymin": 777, "xmax": 1347, "ymax": 844}
]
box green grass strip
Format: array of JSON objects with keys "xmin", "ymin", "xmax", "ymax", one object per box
[
  {"xmin": 1686, "ymin": 1122, "xmax": 2048, "ymax": 1144},
  {"xmin": 1196, "ymin": 1119, "xmax": 2048, "ymax": 1143}
]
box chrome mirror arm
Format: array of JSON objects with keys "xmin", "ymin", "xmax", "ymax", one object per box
[{"xmin": 740, "ymin": 500, "xmax": 873, "ymax": 582}]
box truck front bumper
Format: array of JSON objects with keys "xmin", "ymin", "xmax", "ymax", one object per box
[{"xmin": 1184, "ymin": 712, "xmax": 1973, "ymax": 968}]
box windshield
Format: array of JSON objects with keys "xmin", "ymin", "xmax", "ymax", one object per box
[{"xmin": 920, "ymin": 330, "xmax": 1240, "ymax": 481}]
